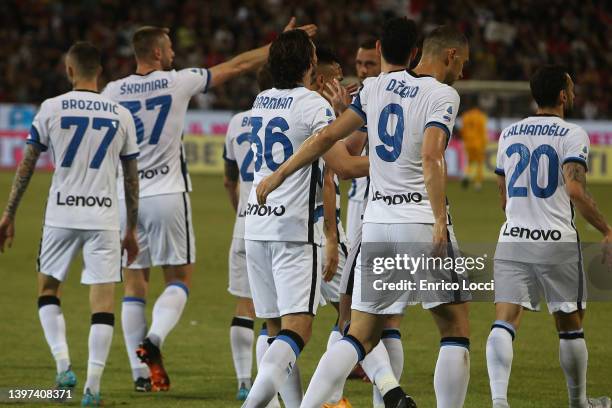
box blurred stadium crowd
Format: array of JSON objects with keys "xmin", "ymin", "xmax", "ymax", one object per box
[{"xmin": 1, "ymin": 0, "xmax": 610, "ymax": 118}]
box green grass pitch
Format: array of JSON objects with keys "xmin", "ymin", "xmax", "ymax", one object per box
[{"xmin": 0, "ymin": 172, "xmax": 610, "ymax": 407}]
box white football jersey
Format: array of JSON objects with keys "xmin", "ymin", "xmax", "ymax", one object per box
[
  {"xmin": 224, "ymin": 109, "xmax": 254, "ymax": 239},
  {"xmin": 102, "ymin": 68, "xmax": 211, "ymax": 197},
  {"xmin": 350, "ymin": 70, "xmax": 460, "ymax": 224},
  {"xmin": 27, "ymin": 90, "xmax": 139, "ymax": 231},
  {"xmin": 245, "ymin": 87, "xmax": 335, "ymax": 244},
  {"xmin": 495, "ymin": 114, "xmax": 589, "ymax": 247}
]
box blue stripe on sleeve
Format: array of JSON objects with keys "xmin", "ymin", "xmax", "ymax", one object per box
[
  {"xmin": 120, "ymin": 152, "xmax": 139, "ymax": 160},
  {"xmin": 424, "ymin": 121, "xmax": 451, "ymax": 142},
  {"xmin": 26, "ymin": 139, "xmax": 48, "ymax": 152}
]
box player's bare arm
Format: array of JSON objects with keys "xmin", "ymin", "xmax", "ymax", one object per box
[
  {"xmin": 256, "ymin": 108, "xmax": 364, "ymax": 204},
  {"xmin": 322, "ymin": 166, "xmax": 339, "ymax": 282},
  {"xmin": 497, "ymin": 175, "xmax": 507, "ymax": 211},
  {"xmin": 208, "ymin": 18, "xmax": 317, "ymax": 89},
  {"xmin": 322, "ymin": 142, "xmax": 369, "ymax": 180},
  {"xmin": 0, "ymin": 144, "xmax": 42, "ymax": 252},
  {"xmin": 223, "ymin": 160, "xmax": 240, "ymax": 212},
  {"xmin": 422, "ymin": 127, "xmax": 449, "ymax": 255},
  {"xmin": 563, "ymin": 162, "xmax": 612, "ymax": 264},
  {"xmin": 121, "ymin": 157, "xmax": 140, "ymax": 265}
]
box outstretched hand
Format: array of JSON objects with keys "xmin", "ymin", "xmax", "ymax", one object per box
[
  {"xmin": 0, "ymin": 214, "xmax": 15, "ymax": 253},
  {"xmin": 283, "ymin": 16, "xmax": 317, "ymax": 38}
]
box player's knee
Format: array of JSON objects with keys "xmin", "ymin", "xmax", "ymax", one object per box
[
  {"xmin": 555, "ymin": 310, "xmax": 583, "ymax": 332},
  {"xmin": 281, "ymin": 315, "xmax": 313, "ymax": 344},
  {"xmin": 275, "ymin": 329, "xmax": 307, "ymax": 357}
]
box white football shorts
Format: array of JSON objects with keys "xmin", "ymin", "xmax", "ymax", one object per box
[
  {"xmin": 120, "ymin": 192, "xmax": 196, "ymax": 269},
  {"xmin": 228, "ymin": 237, "xmax": 251, "ymax": 298},
  {"xmin": 38, "ymin": 226, "xmax": 121, "ymax": 284},
  {"xmin": 494, "ymin": 259, "xmax": 586, "ymax": 314},
  {"xmin": 245, "ymin": 240, "xmax": 322, "ymax": 319}
]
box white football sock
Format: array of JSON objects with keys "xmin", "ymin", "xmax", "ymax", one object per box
[
  {"xmin": 301, "ymin": 336, "xmax": 365, "ymax": 408},
  {"xmin": 255, "ymin": 325, "xmax": 269, "ymax": 369},
  {"xmin": 486, "ymin": 322, "xmax": 515, "ymax": 404},
  {"xmin": 279, "ymin": 361, "xmax": 302, "ymax": 407},
  {"xmin": 84, "ymin": 314, "xmax": 114, "ymax": 394},
  {"xmin": 361, "ymin": 340, "xmax": 398, "ymax": 407},
  {"xmin": 147, "ymin": 282, "xmax": 188, "ymax": 347},
  {"xmin": 325, "ymin": 326, "xmax": 345, "ymax": 404},
  {"xmin": 38, "ymin": 297, "xmax": 70, "ymax": 373},
  {"xmin": 121, "ymin": 297, "xmax": 149, "ymax": 380},
  {"xmin": 243, "ymin": 333, "xmax": 302, "ymax": 408},
  {"xmin": 254, "ymin": 326, "xmax": 281, "ymax": 408},
  {"xmin": 559, "ymin": 331, "xmax": 588, "ymax": 408},
  {"xmin": 382, "ymin": 328, "xmax": 404, "ymax": 380},
  {"xmin": 231, "ymin": 316, "xmax": 255, "ymax": 389},
  {"xmin": 434, "ymin": 340, "xmax": 470, "ymax": 408}
]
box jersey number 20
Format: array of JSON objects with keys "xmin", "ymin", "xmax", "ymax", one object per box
[{"xmin": 506, "ymin": 143, "xmax": 559, "ymax": 198}]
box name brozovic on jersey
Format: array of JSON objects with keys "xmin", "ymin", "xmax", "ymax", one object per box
[
  {"xmin": 244, "ymin": 87, "xmax": 335, "ymax": 244},
  {"xmin": 27, "ymin": 90, "xmax": 139, "ymax": 231},
  {"xmin": 350, "ymin": 70, "xmax": 460, "ymax": 225},
  {"xmin": 224, "ymin": 109, "xmax": 254, "ymax": 240},
  {"xmin": 102, "ymin": 68, "xmax": 210, "ymax": 198}
]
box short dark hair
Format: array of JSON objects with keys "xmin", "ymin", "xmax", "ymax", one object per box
[
  {"xmin": 316, "ymin": 45, "xmax": 340, "ymax": 66},
  {"xmin": 132, "ymin": 26, "xmax": 170, "ymax": 60},
  {"xmin": 66, "ymin": 41, "xmax": 101, "ymax": 78},
  {"xmin": 380, "ymin": 17, "xmax": 418, "ymax": 66},
  {"xmin": 257, "ymin": 65, "xmax": 274, "ymax": 91},
  {"xmin": 422, "ymin": 25, "xmax": 468, "ymax": 55},
  {"xmin": 269, "ymin": 30, "xmax": 315, "ymax": 89},
  {"xmin": 359, "ymin": 37, "xmax": 377, "ymax": 50},
  {"xmin": 530, "ymin": 65, "xmax": 570, "ymax": 108}
]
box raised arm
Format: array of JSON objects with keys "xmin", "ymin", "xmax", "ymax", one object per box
[
  {"xmin": 208, "ymin": 18, "xmax": 317, "ymax": 89},
  {"xmin": 121, "ymin": 157, "xmax": 140, "ymax": 265},
  {"xmin": 322, "ymin": 166, "xmax": 339, "ymax": 282},
  {"xmin": 256, "ymin": 108, "xmax": 365, "ymax": 204},
  {"xmin": 0, "ymin": 144, "xmax": 42, "ymax": 252},
  {"xmin": 422, "ymin": 127, "xmax": 448, "ymax": 253},
  {"xmin": 224, "ymin": 160, "xmax": 240, "ymax": 212}
]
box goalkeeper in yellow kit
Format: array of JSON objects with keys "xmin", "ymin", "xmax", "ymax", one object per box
[{"xmin": 460, "ymin": 106, "xmax": 488, "ymax": 190}]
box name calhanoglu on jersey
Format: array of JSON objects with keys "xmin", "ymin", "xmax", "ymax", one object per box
[{"xmin": 494, "ymin": 114, "xmax": 590, "ymax": 264}]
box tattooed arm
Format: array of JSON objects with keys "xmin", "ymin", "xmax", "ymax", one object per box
[
  {"xmin": 0, "ymin": 144, "xmax": 42, "ymax": 252},
  {"xmin": 563, "ymin": 162, "xmax": 612, "ymax": 265},
  {"xmin": 563, "ymin": 162, "xmax": 610, "ymax": 235},
  {"xmin": 121, "ymin": 157, "xmax": 140, "ymax": 264}
]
